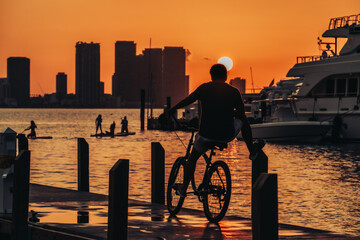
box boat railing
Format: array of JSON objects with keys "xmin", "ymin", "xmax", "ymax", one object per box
[
  {"xmin": 296, "ymin": 55, "xmax": 322, "ymax": 64},
  {"xmin": 296, "ymin": 14, "xmax": 360, "ymax": 64},
  {"xmin": 328, "ymin": 14, "xmax": 360, "ymax": 30}
]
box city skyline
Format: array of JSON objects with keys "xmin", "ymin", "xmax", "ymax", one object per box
[
  {"xmin": 0, "ymin": 1, "xmax": 358, "ymax": 95},
  {"xmin": 0, "ymin": 41, "xmax": 189, "ymax": 107}
]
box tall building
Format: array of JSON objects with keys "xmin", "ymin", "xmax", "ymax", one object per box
[
  {"xmin": 7, "ymin": 57, "xmax": 30, "ymax": 106},
  {"xmin": 112, "ymin": 43, "xmax": 188, "ymax": 107},
  {"xmin": 56, "ymin": 72, "xmax": 67, "ymax": 101},
  {"xmin": 113, "ymin": 41, "xmax": 137, "ymax": 105},
  {"xmin": 0, "ymin": 78, "xmax": 9, "ymax": 105},
  {"xmin": 230, "ymin": 77, "xmax": 246, "ymax": 94},
  {"xmin": 162, "ymin": 47, "xmax": 187, "ymax": 106},
  {"xmin": 75, "ymin": 42, "xmax": 100, "ymax": 106},
  {"xmin": 142, "ymin": 48, "xmax": 163, "ymax": 108}
]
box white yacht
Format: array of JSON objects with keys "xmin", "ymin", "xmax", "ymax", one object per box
[
  {"xmin": 241, "ymin": 14, "xmax": 360, "ymax": 142},
  {"xmin": 287, "ymin": 14, "xmax": 360, "ymax": 140}
]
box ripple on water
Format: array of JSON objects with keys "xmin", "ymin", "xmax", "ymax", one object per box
[{"xmin": 1, "ymin": 109, "xmax": 360, "ymax": 236}]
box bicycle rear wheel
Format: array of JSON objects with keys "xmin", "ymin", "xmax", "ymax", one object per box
[
  {"xmin": 167, "ymin": 157, "xmax": 186, "ymax": 215},
  {"xmin": 203, "ymin": 160, "xmax": 231, "ymax": 222}
]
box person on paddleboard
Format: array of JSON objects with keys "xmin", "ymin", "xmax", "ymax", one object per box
[
  {"xmin": 106, "ymin": 121, "xmax": 116, "ymax": 137},
  {"xmin": 25, "ymin": 120, "xmax": 37, "ymax": 138},
  {"xmin": 121, "ymin": 116, "xmax": 128, "ymax": 133},
  {"xmin": 95, "ymin": 114, "xmax": 103, "ymax": 135}
]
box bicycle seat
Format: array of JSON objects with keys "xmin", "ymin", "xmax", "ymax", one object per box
[{"xmin": 210, "ymin": 142, "xmax": 228, "ymax": 151}]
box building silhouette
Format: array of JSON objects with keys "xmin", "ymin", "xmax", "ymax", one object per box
[
  {"xmin": 230, "ymin": 77, "xmax": 246, "ymax": 94},
  {"xmin": 7, "ymin": 57, "xmax": 30, "ymax": 106},
  {"xmin": 162, "ymin": 47, "xmax": 188, "ymax": 106},
  {"xmin": 75, "ymin": 42, "xmax": 100, "ymax": 107},
  {"xmin": 112, "ymin": 42, "xmax": 189, "ymax": 108},
  {"xmin": 56, "ymin": 72, "xmax": 67, "ymax": 101},
  {"xmin": 112, "ymin": 41, "xmax": 138, "ymax": 106},
  {"xmin": 0, "ymin": 78, "xmax": 10, "ymax": 106},
  {"xmin": 142, "ymin": 48, "xmax": 163, "ymax": 108}
]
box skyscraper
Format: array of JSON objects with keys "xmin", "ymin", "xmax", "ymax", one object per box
[
  {"xmin": 230, "ymin": 77, "xmax": 246, "ymax": 94},
  {"xmin": 56, "ymin": 72, "xmax": 67, "ymax": 101},
  {"xmin": 7, "ymin": 57, "xmax": 30, "ymax": 106},
  {"xmin": 162, "ymin": 47, "xmax": 187, "ymax": 106},
  {"xmin": 0, "ymin": 78, "xmax": 9, "ymax": 105},
  {"xmin": 142, "ymin": 48, "xmax": 163, "ymax": 108},
  {"xmin": 113, "ymin": 41, "xmax": 137, "ymax": 105},
  {"xmin": 75, "ymin": 42, "xmax": 100, "ymax": 106}
]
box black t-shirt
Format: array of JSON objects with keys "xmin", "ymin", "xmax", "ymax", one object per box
[{"xmin": 191, "ymin": 81, "xmax": 244, "ymax": 141}]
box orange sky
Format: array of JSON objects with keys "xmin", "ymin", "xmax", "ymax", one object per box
[{"xmin": 0, "ymin": 0, "xmax": 359, "ymax": 95}]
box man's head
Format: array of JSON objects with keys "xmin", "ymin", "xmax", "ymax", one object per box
[{"xmin": 210, "ymin": 64, "xmax": 227, "ymax": 82}]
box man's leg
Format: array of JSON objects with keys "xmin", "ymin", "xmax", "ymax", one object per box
[
  {"xmin": 240, "ymin": 116, "xmax": 255, "ymax": 155},
  {"xmin": 179, "ymin": 148, "xmax": 202, "ymax": 196}
]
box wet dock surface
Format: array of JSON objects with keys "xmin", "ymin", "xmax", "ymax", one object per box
[{"xmin": 1, "ymin": 183, "xmax": 358, "ymax": 239}]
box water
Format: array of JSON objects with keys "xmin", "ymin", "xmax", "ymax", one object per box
[{"xmin": 0, "ymin": 108, "xmax": 359, "ymax": 236}]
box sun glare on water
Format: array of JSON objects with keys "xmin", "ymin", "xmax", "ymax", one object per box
[{"xmin": 218, "ymin": 56, "xmax": 233, "ymax": 71}]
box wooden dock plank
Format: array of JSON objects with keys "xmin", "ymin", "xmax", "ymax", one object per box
[{"xmin": 0, "ymin": 184, "xmax": 357, "ymax": 239}]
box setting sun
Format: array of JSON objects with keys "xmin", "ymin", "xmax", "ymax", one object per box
[{"xmin": 218, "ymin": 56, "xmax": 233, "ymax": 71}]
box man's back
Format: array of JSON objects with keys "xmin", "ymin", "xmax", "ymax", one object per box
[{"xmin": 194, "ymin": 81, "xmax": 243, "ymax": 141}]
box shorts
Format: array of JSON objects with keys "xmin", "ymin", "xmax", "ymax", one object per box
[{"xmin": 193, "ymin": 119, "xmax": 243, "ymax": 153}]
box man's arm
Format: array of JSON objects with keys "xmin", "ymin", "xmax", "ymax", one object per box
[{"xmin": 168, "ymin": 88, "xmax": 199, "ymax": 114}]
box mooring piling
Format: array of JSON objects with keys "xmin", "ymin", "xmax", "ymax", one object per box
[
  {"xmin": 108, "ymin": 159, "xmax": 129, "ymax": 240},
  {"xmin": 17, "ymin": 134, "xmax": 28, "ymax": 153},
  {"xmin": 140, "ymin": 89, "xmax": 145, "ymax": 131},
  {"xmin": 12, "ymin": 150, "xmax": 31, "ymax": 240},
  {"xmin": 151, "ymin": 142, "xmax": 165, "ymax": 205},
  {"xmin": 252, "ymin": 173, "xmax": 279, "ymax": 240},
  {"xmin": 77, "ymin": 138, "xmax": 89, "ymax": 192}
]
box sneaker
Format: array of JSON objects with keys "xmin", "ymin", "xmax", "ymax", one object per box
[{"xmin": 249, "ymin": 139, "xmax": 266, "ymax": 160}]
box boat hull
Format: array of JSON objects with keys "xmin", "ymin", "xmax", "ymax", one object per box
[
  {"xmin": 90, "ymin": 132, "xmax": 135, "ymax": 137},
  {"xmin": 241, "ymin": 121, "xmax": 331, "ymax": 143}
]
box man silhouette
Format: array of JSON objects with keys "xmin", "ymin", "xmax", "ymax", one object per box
[{"xmin": 167, "ymin": 64, "xmax": 255, "ymax": 196}]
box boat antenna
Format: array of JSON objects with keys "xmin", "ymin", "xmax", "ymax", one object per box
[{"xmin": 250, "ymin": 67, "xmax": 255, "ymax": 93}]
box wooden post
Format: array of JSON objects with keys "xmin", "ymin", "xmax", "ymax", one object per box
[
  {"xmin": 251, "ymin": 149, "xmax": 268, "ymax": 228},
  {"xmin": 252, "ymin": 173, "xmax": 278, "ymax": 240},
  {"xmin": 108, "ymin": 159, "xmax": 129, "ymax": 240},
  {"xmin": 17, "ymin": 134, "xmax": 28, "ymax": 153},
  {"xmin": 151, "ymin": 142, "xmax": 165, "ymax": 204},
  {"xmin": 77, "ymin": 138, "xmax": 89, "ymax": 192},
  {"xmin": 12, "ymin": 150, "xmax": 31, "ymax": 240},
  {"xmin": 140, "ymin": 89, "xmax": 145, "ymax": 131}
]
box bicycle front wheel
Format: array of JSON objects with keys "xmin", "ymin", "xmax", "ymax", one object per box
[
  {"xmin": 167, "ymin": 157, "xmax": 186, "ymax": 215},
  {"xmin": 203, "ymin": 160, "xmax": 231, "ymax": 222}
]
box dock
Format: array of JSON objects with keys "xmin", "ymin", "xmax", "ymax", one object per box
[{"xmin": 0, "ymin": 183, "xmax": 357, "ymax": 240}]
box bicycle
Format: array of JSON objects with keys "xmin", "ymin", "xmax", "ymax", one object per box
[{"xmin": 167, "ymin": 128, "xmax": 232, "ymax": 223}]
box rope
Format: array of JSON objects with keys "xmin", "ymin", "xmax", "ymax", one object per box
[{"xmin": 173, "ymin": 130, "xmax": 188, "ymax": 150}]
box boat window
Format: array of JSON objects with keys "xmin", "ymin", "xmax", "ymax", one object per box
[
  {"xmin": 335, "ymin": 79, "xmax": 346, "ymax": 96},
  {"xmin": 326, "ymin": 79, "xmax": 335, "ymax": 96},
  {"xmin": 347, "ymin": 78, "xmax": 358, "ymax": 96}
]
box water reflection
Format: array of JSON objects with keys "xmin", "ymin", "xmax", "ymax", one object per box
[
  {"xmin": 202, "ymin": 222, "xmax": 223, "ymax": 239},
  {"xmin": 1, "ymin": 109, "xmax": 360, "ymax": 236},
  {"xmin": 77, "ymin": 210, "xmax": 89, "ymax": 223}
]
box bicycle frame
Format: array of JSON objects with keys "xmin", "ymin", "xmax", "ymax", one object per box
[{"xmin": 184, "ymin": 130, "xmax": 217, "ymax": 198}]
